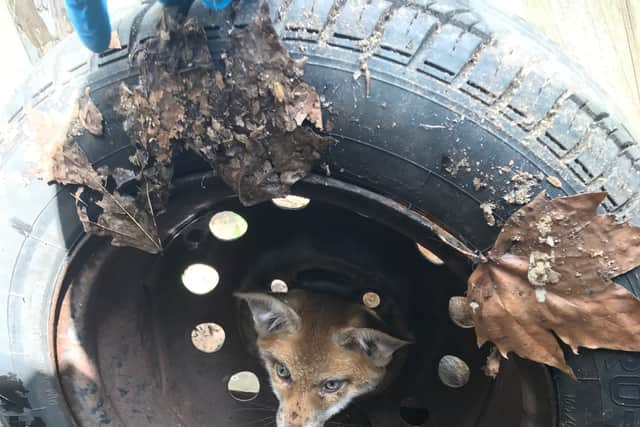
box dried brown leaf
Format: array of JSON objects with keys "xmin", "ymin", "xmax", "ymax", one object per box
[
  {"xmin": 482, "ymin": 347, "xmax": 501, "ymax": 378},
  {"xmin": 118, "ymin": 7, "xmax": 332, "ymax": 208},
  {"xmin": 46, "ymin": 141, "xmax": 104, "ymax": 190},
  {"xmin": 78, "ymin": 88, "xmax": 103, "ymax": 136},
  {"xmin": 467, "ymin": 192, "xmax": 640, "ymax": 377},
  {"xmin": 39, "ymin": 6, "xmax": 331, "ymax": 254},
  {"xmin": 75, "ymin": 187, "xmax": 161, "ymax": 254}
]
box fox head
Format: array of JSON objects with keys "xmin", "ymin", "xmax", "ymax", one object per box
[{"xmin": 236, "ymin": 290, "xmax": 409, "ymax": 427}]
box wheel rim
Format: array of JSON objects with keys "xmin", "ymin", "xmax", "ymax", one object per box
[{"xmin": 54, "ymin": 173, "xmax": 555, "ymax": 427}]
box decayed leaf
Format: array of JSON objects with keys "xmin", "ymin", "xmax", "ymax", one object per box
[
  {"xmin": 75, "ymin": 187, "xmax": 161, "ymax": 253},
  {"xmin": 44, "ymin": 140, "xmax": 103, "ymax": 189},
  {"xmin": 212, "ymin": 9, "xmax": 331, "ymax": 204},
  {"xmin": 467, "ymin": 192, "xmax": 640, "ymax": 377},
  {"xmin": 78, "ymin": 88, "xmax": 103, "ymax": 136},
  {"xmin": 34, "ymin": 6, "xmax": 331, "ymax": 254},
  {"xmin": 118, "ymin": 6, "xmax": 332, "ymax": 208},
  {"xmin": 58, "ymin": 144, "xmax": 161, "ymax": 253},
  {"xmin": 26, "ymin": 106, "xmax": 78, "ymax": 182},
  {"xmin": 482, "ymin": 347, "xmax": 501, "ymax": 378}
]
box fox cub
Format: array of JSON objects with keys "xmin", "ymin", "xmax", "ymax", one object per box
[{"xmin": 236, "ymin": 289, "xmax": 409, "ymax": 427}]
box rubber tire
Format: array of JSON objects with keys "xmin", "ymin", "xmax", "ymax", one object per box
[{"xmin": 2, "ymin": 1, "xmax": 640, "ymax": 426}]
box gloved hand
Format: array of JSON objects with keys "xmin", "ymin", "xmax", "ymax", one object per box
[{"xmin": 64, "ymin": 0, "xmax": 232, "ymax": 53}]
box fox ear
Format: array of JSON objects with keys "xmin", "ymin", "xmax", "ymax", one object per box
[
  {"xmin": 235, "ymin": 292, "xmax": 301, "ymax": 337},
  {"xmin": 335, "ymin": 328, "xmax": 410, "ymax": 368}
]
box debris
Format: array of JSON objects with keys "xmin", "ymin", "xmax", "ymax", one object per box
[
  {"xmin": 41, "ymin": 138, "xmax": 103, "ymax": 189},
  {"xmin": 78, "ymin": 88, "xmax": 103, "ymax": 136},
  {"xmin": 75, "ymin": 186, "xmax": 161, "ymax": 253},
  {"xmin": 482, "ymin": 347, "xmax": 501, "ymax": 378},
  {"xmin": 362, "ymin": 63, "xmax": 371, "ymax": 97},
  {"xmin": 110, "ymin": 167, "xmax": 138, "ymax": 189},
  {"xmin": 473, "ymin": 177, "xmax": 487, "ymax": 191},
  {"xmin": 417, "ymin": 243, "xmax": 445, "ymax": 265},
  {"xmin": 419, "ymin": 123, "xmax": 446, "ymax": 130},
  {"xmin": 467, "ymin": 192, "xmax": 640, "ymax": 377},
  {"xmin": 526, "ymin": 250, "xmax": 560, "ymax": 288},
  {"xmin": 141, "ymin": 6, "xmax": 331, "ymax": 205},
  {"xmin": 49, "ymin": 142, "xmax": 161, "ymax": 253},
  {"xmin": 445, "ymin": 157, "xmax": 471, "ymax": 176},
  {"xmin": 480, "ymin": 202, "xmax": 497, "ymax": 226},
  {"xmin": 503, "ymin": 172, "xmax": 541, "ymax": 205},
  {"xmin": 35, "ymin": 6, "xmax": 332, "ymax": 253},
  {"xmin": 546, "ymin": 175, "xmax": 562, "ymax": 188},
  {"xmin": 469, "ymin": 301, "xmax": 479, "ymax": 314}
]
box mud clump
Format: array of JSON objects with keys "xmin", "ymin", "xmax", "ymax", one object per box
[
  {"xmin": 503, "ymin": 171, "xmax": 542, "ymax": 205},
  {"xmin": 527, "ymin": 251, "xmax": 560, "ymax": 288},
  {"xmin": 480, "ymin": 202, "xmax": 496, "ymax": 226}
]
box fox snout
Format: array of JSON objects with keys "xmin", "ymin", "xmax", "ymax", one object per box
[{"xmin": 276, "ymin": 404, "xmax": 322, "ymax": 427}]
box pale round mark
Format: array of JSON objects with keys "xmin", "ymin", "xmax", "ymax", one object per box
[
  {"xmin": 270, "ymin": 279, "xmax": 289, "ymax": 293},
  {"xmin": 362, "ymin": 291, "xmax": 381, "ymax": 309},
  {"xmin": 191, "ymin": 323, "xmax": 226, "ymax": 353},
  {"xmin": 438, "ymin": 355, "xmax": 470, "ymax": 388},
  {"xmin": 209, "ymin": 211, "xmax": 248, "ymax": 241},
  {"xmin": 416, "ymin": 244, "xmax": 445, "ymax": 266},
  {"xmin": 227, "ymin": 371, "xmax": 260, "ymax": 401},
  {"xmin": 272, "ymin": 195, "xmax": 311, "ymax": 210},
  {"xmin": 182, "ymin": 263, "xmax": 220, "ymax": 295},
  {"xmin": 448, "ymin": 296, "xmax": 474, "ymax": 329}
]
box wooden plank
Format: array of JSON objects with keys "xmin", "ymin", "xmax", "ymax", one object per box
[{"xmin": 488, "ymin": 0, "xmax": 640, "ymax": 134}]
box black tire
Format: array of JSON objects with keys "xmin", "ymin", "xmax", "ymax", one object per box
[{"xmin": 2, "ymin": 1, "xmax": 640, "ymax": 426}]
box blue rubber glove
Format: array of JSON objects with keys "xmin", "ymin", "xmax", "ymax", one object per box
[{"xmin": 65, "ymin": 0, "xmax": 232, "ymax": 53}]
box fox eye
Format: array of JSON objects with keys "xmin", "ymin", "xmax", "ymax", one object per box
[
  {"xmin": 321, "ymin": 380, "xmax": 345, "ymax": 393},
  {"xmin": 274, "ymin": 362, "xmax": 290, "ymax": 380}
]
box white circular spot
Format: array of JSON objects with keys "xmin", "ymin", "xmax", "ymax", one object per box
[
  {"xmin": 416, "ymin": 244, "xmax": 445, "ymax": 265},
  {"xmin": 272, "ymin": 195, "xmax": 311, "ymax": 210},
  {"xmin": 191, "ymin": 323, "xmax": 226, "ymax": 353},
  {"xmin": 209, "ymin": 211, "xmax": 248, "ymax": 241},
  {"xmin": 362, "ymin": 291, "xmax": 381, "ymax": 309},
  {"xmin": 227, "ymin": 371, "xmax": 260, "ymax": 401},
  {"xmin": 438, "ymin": 355, "xmax": 470, "ymax": 388},
  {"xmin": 270, "ymin": 279, "xmax": 288, "ymax": 293},
  {"xmin": 182, "ymin": 263, "xmax": 220, "ymax": 295}
]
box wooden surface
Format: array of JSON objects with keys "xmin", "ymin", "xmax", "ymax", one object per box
[{"xmin": 490, "ymin": 0, "xmax": 640, "ymax": 132}]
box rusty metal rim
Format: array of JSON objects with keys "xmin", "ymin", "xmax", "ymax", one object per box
[
  {"xmin": 49, "ymin": 232, "xmax": 94, "ymax": 424},
  {"xmin": 51, "ymin": 172, "xmax": 555, "ymax": 427}
]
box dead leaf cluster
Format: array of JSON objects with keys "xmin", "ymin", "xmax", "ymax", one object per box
[
  {"xmin": 120, "ymin": 7, "xmax": 331, "ymax": 208},
  {"xmin": 34, "ymin": 7, "xmax": 331, "ymax": 253}
]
